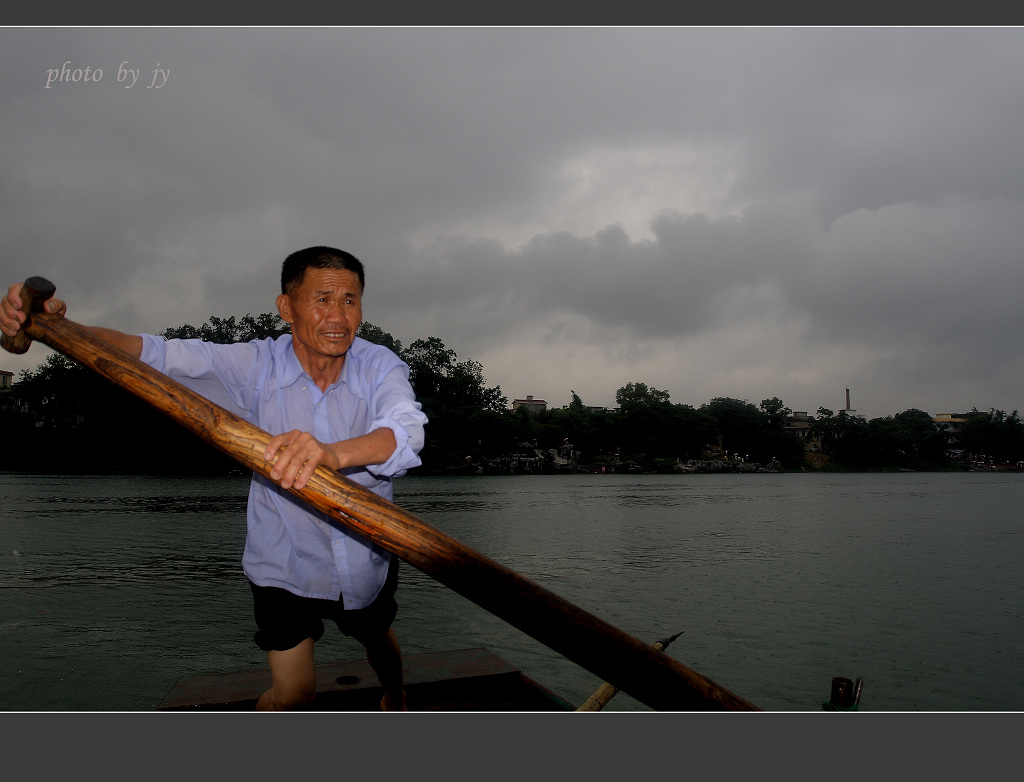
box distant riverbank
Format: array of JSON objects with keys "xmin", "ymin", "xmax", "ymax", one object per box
[
  {"xmin": 435, "ymin": 440, "xmax": 980, "ymax": 476},
  {"xmin": 440, "ymin": 442, "xmax": 783, "ymax": 476}
]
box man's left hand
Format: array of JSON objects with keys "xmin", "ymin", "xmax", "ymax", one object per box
[{"xmin": 264, "ymin": 430, "xmax": 338, "ymax": 490}]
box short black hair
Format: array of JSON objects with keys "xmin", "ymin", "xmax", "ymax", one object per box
[{"xmin": 281, "ymin": 246, "xmax": 365, "ymax": 295}]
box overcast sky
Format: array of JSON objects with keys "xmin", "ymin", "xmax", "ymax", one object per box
[{"xmin": 2, "ymin": 27, "xmax": 1022, "ymax": 420}]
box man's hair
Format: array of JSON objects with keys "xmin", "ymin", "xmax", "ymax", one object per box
[{"xmin": 281, "ymin": 246, "xmax": 365, "ymax": 295}]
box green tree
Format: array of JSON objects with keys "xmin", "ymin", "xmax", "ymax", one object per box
[
  {"xmin": 892, "ymin": 409, "xmax": 948, "ymax": 465},
  {"xmin": 760, "ymin": 397, "xmax": 791, "ymax": 429},
  {"xmin": 701, "ymin": 396, "xmax": 804, "ymax": 466},
  {"xmin": 400, "ymin": 336, "xmax": 510, "ymax": 471},
  {"xmin": 7, "ymin": 351, "xmax": 235, "ymax": 474},
  {"xmin": 161, "ymin": 312, "xmax": 289, "ymax": 343},
  {"xmin": 357, "ymin": 322, "xmax": 403, "ymax": 354},
  {"xmin": 609, "ymin": 382, "xmax": 719, "ymax": 468},
  {"xmin": 239, "ymin": 312, "xmax": 291, "ymax": 341},
  {"xmin": 614, "ymin": 382, "xmax": 671, "ymax": 462},
  {"xmin": 615, "ymin": 381, "xmax": 671, "ymax": 412},
  {"xmin": 529, "ymin": 391, "xmax": 616, "ymax": 467},
  {"xmin": 402, "ymin": 337, "xmax": 458, "ymax": 402},
  {"xmin": 703, "ymin": 397, "xmax": 766, "ymax": 459},
  {"xmin": 402, "ymin": 337, "xmax": 506, "ymax": 415},
  {"xmin": 959, "ymin": 409, "xmax": 1024, "ymax": 463}
]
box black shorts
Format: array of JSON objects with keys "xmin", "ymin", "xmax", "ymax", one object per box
[{"xmin": 249, "ymin": 556, "xmax": 399, "ymax": 652}]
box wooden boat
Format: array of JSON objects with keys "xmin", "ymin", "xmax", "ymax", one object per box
[{"xmin": 157, "ymin": 647, "xmax": 576, "ymax": 712}]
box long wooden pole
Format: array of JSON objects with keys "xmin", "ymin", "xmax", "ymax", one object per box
[{"xmin": 3, "ymin": 277, "xmax": 758, "ymax": 712}]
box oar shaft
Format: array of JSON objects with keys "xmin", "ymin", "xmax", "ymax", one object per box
[
  {"xmin": 577, "ymin": 632, "xmax": 683, "ymax": 711},
  {"xmin": 8, "ymin": 281, "xmax": 758, "ymax": 712}
]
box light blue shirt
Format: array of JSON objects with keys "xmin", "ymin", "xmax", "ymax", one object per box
[{"xmin": 140, "ymin": 333, "xmax": 427, "ymax": 608}]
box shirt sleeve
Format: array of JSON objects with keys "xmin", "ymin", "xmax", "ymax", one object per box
[
  {"xmin": 138, "ymin": 333, "xmax": 263, "ymax": 420},
  {"xmin": 364, "ymin": 362, "xmax": 427, "ymax": 478}
]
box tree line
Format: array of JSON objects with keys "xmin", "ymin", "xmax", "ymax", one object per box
[{"xmin": 2, "ymin": 312, "xmax": 1022, "ymax": 474}]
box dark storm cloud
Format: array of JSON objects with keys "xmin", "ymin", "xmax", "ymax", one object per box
[{"xmin": 2, "ymin": 26, "xmax": 1023, "ymax": 418}]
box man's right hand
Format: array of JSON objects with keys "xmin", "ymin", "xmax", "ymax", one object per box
[{"xmin": 1, "ymin": 282, "xmax": 67, "ymax": 339}]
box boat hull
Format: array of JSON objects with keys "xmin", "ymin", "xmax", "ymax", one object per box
[{"xmin": 157, "ymin": 647, "xmax": 576, "ymax": 712}]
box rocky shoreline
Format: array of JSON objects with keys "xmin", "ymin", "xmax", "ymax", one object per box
[{"xmin": 673, "ymin": 458, "xmax": 782, "ymax": 474}]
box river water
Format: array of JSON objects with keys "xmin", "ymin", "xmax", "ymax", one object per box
[{"xmin": 1, "ymin": 470, "xmax": 1021, "ymax": 711}]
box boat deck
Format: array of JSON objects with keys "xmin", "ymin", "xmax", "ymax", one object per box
[{"xmin": 157, "ymin": 647, "xmax": 577, "ymax": 712}]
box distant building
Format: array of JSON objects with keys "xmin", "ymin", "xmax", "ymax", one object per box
[
  {"xmin": 784, "ymin": 411, "xmax": 813, "ymax": 439},
  {"xmin": 933, "ymin": 411, "xmax": 988, "ymax": 445},
  {"xmin": 840, "ymin": 388, "xmax": 865, "ymax": 420},
  {"xmin": 511, "ymin": 395, "xmax": 547, "ymax": 414},
  {"xmin": 0, "ymin": 370, "xmax": 20, "ymax": 413},
  {"xmin": 933, "ymin": 412, "xmax": 969, "ymax": 436}
]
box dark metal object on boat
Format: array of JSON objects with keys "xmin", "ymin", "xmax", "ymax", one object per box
[{"xmin": 823, "ymin": 675, "xmax": 864, "ymax": 711}]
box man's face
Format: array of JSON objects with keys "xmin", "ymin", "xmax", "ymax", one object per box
[{"xmin": 276, "ymin": 267, "xmax": 363, "ymax": 364}]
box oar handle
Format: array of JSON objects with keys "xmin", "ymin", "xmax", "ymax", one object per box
[{"xmin": 1, "ymin": 276, "xmax": 57, "ymax": 355}]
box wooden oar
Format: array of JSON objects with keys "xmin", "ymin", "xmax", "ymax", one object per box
[
  {"xmin": 3, "ymin": 277, "xmax": 759, "ymax": 712},
  {"xmin": 577, "ymin": 631, "xmax": 683, "ymax": 712}
]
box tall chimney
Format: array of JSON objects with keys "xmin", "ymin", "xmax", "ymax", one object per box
[{"xmin": 846, "ymin": 388, "xmax": 851, "ymax": 410}]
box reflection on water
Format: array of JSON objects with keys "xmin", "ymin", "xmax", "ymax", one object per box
[
  {"xmin": 1, "ymin": 470, "xmax": 1022, "ymax": 711},
  {"xmin": 25, "ymin": 494, "xmax": 248, "ymax": 515},
  {"xmin": 6, "ymin": 550, "xmax": 240, "ymax": 589}
]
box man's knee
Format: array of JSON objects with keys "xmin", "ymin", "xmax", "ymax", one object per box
[{"xmin": 360, "ymin": 625, "xmax": 399, "ymax": 657}]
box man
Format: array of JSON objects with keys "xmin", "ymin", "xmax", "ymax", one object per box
[{"xmin": 1, "ymin": 246, "xmax": 427, "ymax": 711}]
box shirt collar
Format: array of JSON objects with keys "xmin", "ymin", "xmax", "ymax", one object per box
[
  {"xmin": 277, "ymin": 334, "xmax": 355, "ymax": 393},
  {"xmin": 277, "ymin": 335, "xmax": 305, "ymax": 389}
]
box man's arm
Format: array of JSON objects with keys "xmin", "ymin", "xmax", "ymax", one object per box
[
  {"xmin": 264, "ymin": 428, "xmax": 398, "ymax": 491},
  {"xmin": 85, "ymin": 326, "xmax": 143, "ymax": 358},
  {"xmin": 261, "ymin": 354, "xmax": 426, "ymax": 492},
  {"xmin": 1, "ymin": 282, "xmax": 142, "ymax": 357}
]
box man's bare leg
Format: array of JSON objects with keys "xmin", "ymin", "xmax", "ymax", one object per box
[
  {"xmin": 256, "ymin": 636, "xmax": 317, "ymax": 711},
  {"xmin": 363, "ymin": 626, "xmax": 407, "ymax": 711}
]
